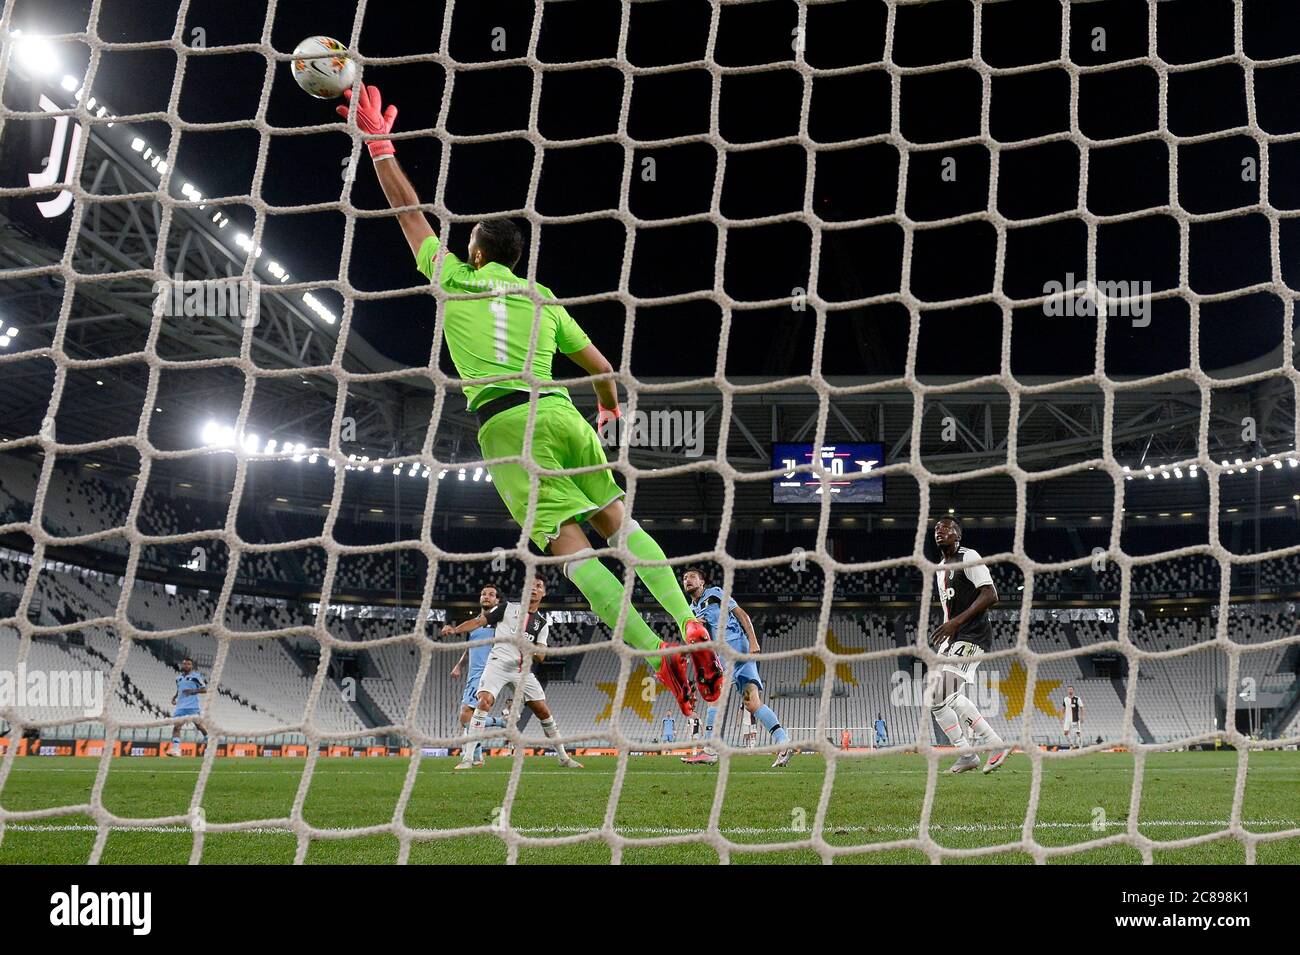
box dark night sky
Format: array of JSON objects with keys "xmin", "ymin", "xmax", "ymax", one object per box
[
  {"xmin": 7, "ymin": 0, "xmax": 1300, "ymax": 381},
  {"xmin": 1, "ymin": 0, "xmax": 1299, "ymax": 568}
]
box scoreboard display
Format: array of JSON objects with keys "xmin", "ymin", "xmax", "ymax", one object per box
[{"xmin": 771, "ymin": 443, "xmax": 885, "ymax": 504}]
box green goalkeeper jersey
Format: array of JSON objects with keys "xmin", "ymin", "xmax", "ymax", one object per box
[{"xmin": 416, "ymin": 234, "xmax": 591, "ymax": 412}]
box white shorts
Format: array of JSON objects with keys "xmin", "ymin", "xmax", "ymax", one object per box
[
  {"xmin": 477, "ymin": 657, "xmax": 546, "ymax": 704},
  {"xmin": 938, "ymin": 640, "xmax": 983, "ymax": 685},
  {"xmin": 1064, "ymin": 720, "xmax": 1081, "ymax": 733}
]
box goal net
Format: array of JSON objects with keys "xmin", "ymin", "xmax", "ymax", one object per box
[{"xmin": 0, "ymin": 0, "xmax": 1298, "ymax": 866}]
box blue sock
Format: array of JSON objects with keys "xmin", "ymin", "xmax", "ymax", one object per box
[
  {"xmin": 754, "ymin": 705, "xmax": 788, "ymax": 745},
  {"xmin": 705, "ymin": 706, "xmax": 717, "ymax": 734},
  {"xmin": 473, "ymin": 741, "xmax": 484, "ymax": 761}
]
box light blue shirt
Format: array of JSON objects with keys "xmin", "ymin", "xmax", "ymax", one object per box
[
  {"xmin": 690, "ymin": 586, "xmax": 747, "ymax": 652},
  {"xmin": 467, "ymin": 625, "xmax": 494, "ymax": 675},
  {"xmin": 175, "ymin": 670, "xmax": 205, "ymax": 704}
]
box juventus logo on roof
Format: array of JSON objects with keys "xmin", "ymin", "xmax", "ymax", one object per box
[{"xmin": 29, "ymin": 93, "xmax": 83, "ymax": 219}]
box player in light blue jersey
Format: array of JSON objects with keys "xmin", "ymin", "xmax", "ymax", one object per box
[
  {"xmin": 446, "ymin": 584, "xmax": 509, "ymax": 765},
  {"xmin": 681, "ymin": 569, "xmax": 794, "ymax": 767},
  {"xmin": 169, "ymin": 657, "xmax": 208, "ymax": 756}
]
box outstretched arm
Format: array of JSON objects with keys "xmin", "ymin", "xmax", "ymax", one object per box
[
  {"xmin": 337, "ymin": 85, "xmax": 433, "ymax": 260},
  {"xmin": 440, "ymin": 612, "xmax": 488, "ymax": 638},
  {"xmin": 372, "ymin": 157, "xmax": 435, "ymax": 260}
]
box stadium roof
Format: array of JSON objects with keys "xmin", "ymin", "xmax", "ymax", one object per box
[{"xmin": 1, "ymin": 0, "xmax": 1297, "ymax": 526}]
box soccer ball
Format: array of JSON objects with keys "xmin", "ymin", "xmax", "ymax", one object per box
[{"xmin": 290, "ymin": 36, "xmax": 355, "ymax": 99}]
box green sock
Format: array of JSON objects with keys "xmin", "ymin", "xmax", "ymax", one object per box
[
  {"xmin": 622, "ymin": 522, "xmax": 694, "ymax": 633},
  {"xmin": 567, "ymin": 555, "xmax": 663, "ymax": 669}
]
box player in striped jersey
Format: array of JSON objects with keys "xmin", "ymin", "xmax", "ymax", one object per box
[
  {"xmin": 446, "ymin": 584, "xmax": 508, "ymax": 765},
  {"xmin": 681, "ymin": 705, "xmax": 718, "ymax": 761},
  {"xmin": 444, "ymin": 576, "xmax": 581, "ymax": 770},
  {"xmin": 1062, "ymin": 686, "xmax": 1084, "ymax": 749},
  {"xmin": 929, "ymin": 518, "xmax": 1011, "ymax": 775}
]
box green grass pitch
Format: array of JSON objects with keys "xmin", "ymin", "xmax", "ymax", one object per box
[{"xmin": 1, "ymin": 751, "xmax": 1296, "ymax": 864}]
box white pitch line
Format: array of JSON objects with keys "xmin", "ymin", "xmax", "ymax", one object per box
[{"xmin": 5, "ymin": 820, "xmax": 1297, "ymax": 837}]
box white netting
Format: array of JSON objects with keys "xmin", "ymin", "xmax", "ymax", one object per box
[{"xmin": 0, "ymin": 0, "xmax": 1298, "ymax": 865}]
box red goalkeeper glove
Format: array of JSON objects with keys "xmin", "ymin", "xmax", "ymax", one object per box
[
  {"xmin": 597, "ymin": 402, "xmax": 621, "ymax": 434},
  {"xmin": 336, "ymin": 84, "xmax": 397, "ymax": 160}
]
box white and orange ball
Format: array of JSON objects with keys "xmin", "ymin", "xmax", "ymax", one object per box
[{"xmin": 290, "ymin": 36, "xmax": 355, "ymax": 99}]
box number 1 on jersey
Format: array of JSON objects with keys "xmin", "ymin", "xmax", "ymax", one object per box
[{"xmin": 490, "ymin": 297, "xmax": 509, "ymax": 362}]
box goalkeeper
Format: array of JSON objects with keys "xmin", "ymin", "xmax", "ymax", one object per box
[{"xmin": 339, "ymin": 84, "xmax": 720, "ymax": 716}]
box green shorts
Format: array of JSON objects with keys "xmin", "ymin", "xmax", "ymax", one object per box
[{"xmin": 476, "ymin": 396, "xmax": 624, "ymax": 552}]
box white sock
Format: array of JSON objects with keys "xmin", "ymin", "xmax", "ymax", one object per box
[
  {"xmin": 461, "ymin": 709, "xmax": 488, "ymax": 761},
  {"xmin": 539, "ymin": 716, "xmax": 570, "ymax": 761},
  {"xmin": 931, "ymin": 703, "xmax": 968, "ymax": 746},
  {"xmin": 950, "ymin": 694, "xmax": 1003, "ymax": 746}
]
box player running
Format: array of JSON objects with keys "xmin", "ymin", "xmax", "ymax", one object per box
[
  {"xmin": 168, "ymin": 657, "xmax": 209, "ymax": 756},
  {"xmin": 680, "ymin": 569, "xmax": 794, "ymax": 767},
  {"xmin": 1062, "ymin": 685, "xmax": 1084, "ymax": 749},
  {"xmin": 444, "ymin": 576, "xmax": 581, "ymax": 770},
  {"xmin": 928, "ymin": 517, "xmax": 1011, "ymax": 774},
  {"xmin": 340, "ymin": 84, "xmax": 720, "ymax": 719},
  {"xmin": 446, "ymin": 584, "xmax": 508, "ymax": 765}
]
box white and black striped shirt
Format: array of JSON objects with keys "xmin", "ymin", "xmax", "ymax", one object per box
[
  {"xmin": 483, "ymin": 602, "xmax": 550, "ymax": 669},
  {"xmin": 1063, "ymin": 695, "xmax": 1083, "ymax": 722}
]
